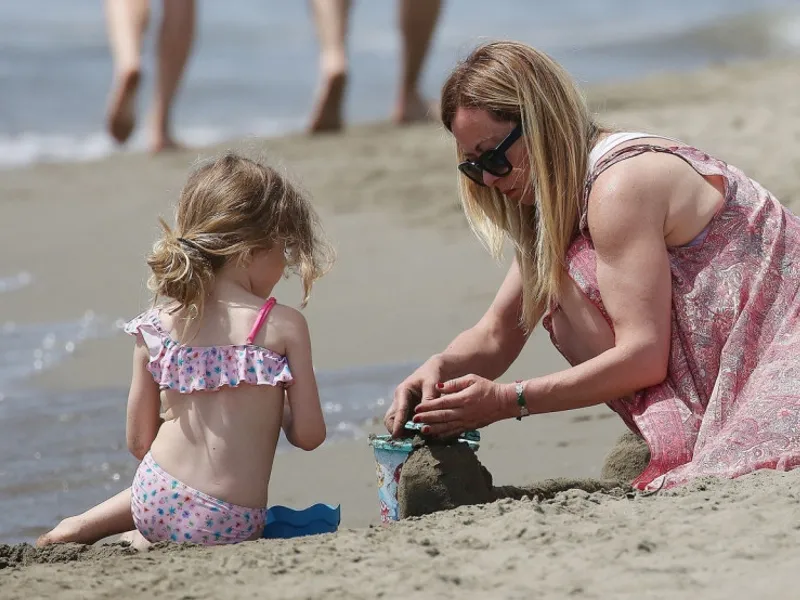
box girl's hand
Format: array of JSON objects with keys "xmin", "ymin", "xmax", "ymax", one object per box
[{"xmin": 411, "ymin": 374, "xmax": 514, "ymax": 438}]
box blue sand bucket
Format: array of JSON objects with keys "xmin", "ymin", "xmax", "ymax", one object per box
[
  {"xmin": 262, "ymin": 503, "xmax": 341, "ymax": 539},
  {"xmin": 368, "ymin": 422, "xmax": 480, "ymax": 523}
]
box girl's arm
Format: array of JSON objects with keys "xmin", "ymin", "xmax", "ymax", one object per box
[
  {"xmin": 126, "ymin": 335, "xmax": 162, "ymax": 460},
  {"xmin": 281, "ymin": 308, "xmax": 326, "ymax": 451}
]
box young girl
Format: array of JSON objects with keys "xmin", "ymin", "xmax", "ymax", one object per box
[{"xmin": 38, "ymin": 153, "xmax": 333, "ymax": 547}]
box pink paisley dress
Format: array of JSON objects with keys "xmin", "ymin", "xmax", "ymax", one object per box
[{"xmin": 542, "ymin": 143, "xmax": 800, "ymax": 491}]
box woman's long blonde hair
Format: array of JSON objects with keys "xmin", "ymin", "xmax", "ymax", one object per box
[
  {"xmin": 147, "ymin": 153, "xmax": 333, "ymax": 320},
  {"xmin": 441, "ymin": 41, "xmax": 603, "ymax": 331}
]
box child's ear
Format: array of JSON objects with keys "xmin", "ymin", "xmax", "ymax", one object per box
[{"xmin": 238, "ymin": 249, "xmax": 253, "ymax": 268}]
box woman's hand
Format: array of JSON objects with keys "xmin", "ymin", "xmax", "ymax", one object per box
[
  {"xmin": 384, "ymin": 355, "xmax": 448, "ymax": 437},
  {"xmin": 411, "ymin": 374, "xmax": 514, "ymax": 438}
]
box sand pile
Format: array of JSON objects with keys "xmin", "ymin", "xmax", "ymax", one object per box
[{"xmin": 398, "ymin": 432, "xmax": 641, "ymax": 518}]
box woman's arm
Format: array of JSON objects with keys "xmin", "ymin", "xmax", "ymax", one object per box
[
  {"xmin": 439, "ymin": 258, "xmax": 533, "ymax": 381},
  {"xmin": 126, "ymin": 335, "xmax": 162, "ymax": 460},
  {"xmin": 510, "ymin": 154, "xmax": 676, "ymax": 415},
  {"xmin": 414, "ymin": 153, "xmax": 680, "ymax": 436},
  {"xmin": 386, "ymin": 258, "xmax": 533, "ymax": 436}
]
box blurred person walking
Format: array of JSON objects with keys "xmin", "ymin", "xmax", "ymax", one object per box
[
  {"xmin": 105, "ymin": 0, "xmax": 196, "ymax": 152},
  {"xmin": 308, "ymin": 0, "xmax": 443, "ymax": 132}
]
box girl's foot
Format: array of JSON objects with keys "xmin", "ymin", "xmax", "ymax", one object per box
[
  {"xmin": 36, "ymin": 488, "xmax": 136, "ymax": 547},
  {"xmin": 36, "ymin": 516, "xmax": 91, "ymax": 547}
]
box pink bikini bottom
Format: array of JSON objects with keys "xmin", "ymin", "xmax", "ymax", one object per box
[{"xmin": 131, "ymin": 452, "xmax": 266, "ymax": 545}]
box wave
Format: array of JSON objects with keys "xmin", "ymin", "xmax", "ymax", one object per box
[
  {"xmin": 0, "ymin": 118, "xmax": 304, "ymax": 171},
  {"xmin": 0, "ymin": 272, "xmax": 33, "ymax": 294}
]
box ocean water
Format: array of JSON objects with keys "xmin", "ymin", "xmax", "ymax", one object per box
[
  {"xmin": 2, "ymin": 0, "xmax": 800, "ymax": 544},
  {"xmin": 1, "ymin": 0, "xmax": 799, "ymax": 167}
]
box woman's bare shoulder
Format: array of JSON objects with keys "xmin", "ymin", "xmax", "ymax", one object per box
[{"xmin": 586, "ymin": 150, "xmax": 688, "ymax": 247}]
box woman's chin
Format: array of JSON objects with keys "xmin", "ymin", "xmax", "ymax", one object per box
[{"xmin": 505, "ymin": 189, "xmax": 534, "ymax": 205}]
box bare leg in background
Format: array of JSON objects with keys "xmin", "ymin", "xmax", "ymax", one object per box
[
  {"xmin": 393, "ymin": 0, "xmax": 442, "ymax": 124},
  {"xmin": 104, "ymin": 0, "xmax": 195, "ymax": 151},
  {"xmin": 308, "ymin": 0, "xmax": 442, "ymax": 132},
  {"xmin": 308, "ymin": 0, "xmax": 351, "ymax": 132},
  {"xmin": 150, "ymin": 0, "xmax": 195, "ymax": 152},
  {"xmin": 104, "ymin": 0, "xmax": 149, "ymax": 144}
]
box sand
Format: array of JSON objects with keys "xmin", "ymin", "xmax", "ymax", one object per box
[
  {"xmin": 2, "ymin": 471, "xmax": 800, "ymax": 599},
  {"xmin": 2, "ymin": 57, "xmax": 800, "ymax": 597}
]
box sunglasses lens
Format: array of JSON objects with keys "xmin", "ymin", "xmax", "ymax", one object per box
[
  {"xmin": 458, "ymin": 162, "xmax": 486, "ymax": 186},
  {"xmin": 480, "ymin": 152, "xmax": 512, "ymax": 177}
]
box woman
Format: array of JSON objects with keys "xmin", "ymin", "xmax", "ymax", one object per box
[{"xmin": 384, "ymin": 40, "xmax": 800, "ymax": 491}]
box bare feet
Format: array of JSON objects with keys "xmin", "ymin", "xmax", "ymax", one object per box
[
  {"xmin": 393, "ymin": 90, "xmax": 438, "ymax": 125},
  {"xmin": 37, "ymin": 517, "xmax": 148, "ymax": 550},
  {"xmin": 149, "ymin": 135, "xmax": 184, "ymax": 154},
  {"xmin": 106, "ymin": 68, "xmax": 141, "ymax": 145},
  {"xmin": 308, "ymin": 71, "xmax": 347, "ymax": 133},
  {"xmin": 36, "ymin": 516, "xmax": 93, "ymax": 547}
]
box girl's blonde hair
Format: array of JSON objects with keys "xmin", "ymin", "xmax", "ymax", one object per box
[
  {"xmin": 440, "ymin": 41, "xmax": 604, "ymax": 331},
  {"xmin": 147, "ymin": 153, "xmax": 333, "ymax": 318}
]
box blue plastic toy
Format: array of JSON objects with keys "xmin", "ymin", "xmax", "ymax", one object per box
[{"xmin": 262, "ymin": 503, "xmax": 341, "ymax": 539}]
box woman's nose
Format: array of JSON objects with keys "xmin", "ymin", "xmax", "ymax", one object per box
[{"xmin": 482, "ymin": 171, "xmax": 501, "ymax": 187}]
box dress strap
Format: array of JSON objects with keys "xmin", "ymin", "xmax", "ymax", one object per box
[
  {"xmin": 587, "ymin": 132, "xmax": 654, "ymax": 172},
  {"xmin": 246, "ymin": 297, "xmax": 277, "ymax": 344},
  {"xmin": 580, "ymin": 143, "xmax": 683, "ymax": 233}
]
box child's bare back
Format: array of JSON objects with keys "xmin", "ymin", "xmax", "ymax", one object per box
[{"xmin": 147, "ymin": 286, "xmax": 315, "ymax": 510}]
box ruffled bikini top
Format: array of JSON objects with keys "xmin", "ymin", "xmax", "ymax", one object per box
[{"xmin": 123, "ymin": 297, "xmax": 293, "ymax": 393}]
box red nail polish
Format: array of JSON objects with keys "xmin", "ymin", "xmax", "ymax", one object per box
[
  {"xmin": 437, "ymin": 382, "xmax": 444, "ymax": 389},
  {"xmin": 422, "ymin": 426, "xmax": 430, "ymax": 434}
]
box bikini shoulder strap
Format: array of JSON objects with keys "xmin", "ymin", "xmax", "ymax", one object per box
[{"xmin": 246, "ymin": 297, "xmax": 277, "ymax": 344}]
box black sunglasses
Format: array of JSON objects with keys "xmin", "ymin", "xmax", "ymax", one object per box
[{"xmin": 458, "ymin": 123, "xmax": 523, "ymax": 186}]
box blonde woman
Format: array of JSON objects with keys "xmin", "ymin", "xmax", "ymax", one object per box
[{"xmin": 385, "ymin": 41, "xmax": 800, "ymax": 491}]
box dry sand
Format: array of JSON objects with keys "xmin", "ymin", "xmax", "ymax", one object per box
[{"xmin": 2, "ymin": 57, "xmax": 800, "ymax": 598}]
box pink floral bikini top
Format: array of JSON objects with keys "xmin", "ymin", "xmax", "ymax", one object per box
[{"xmin": 123, "ymin": 297, "xmax": 293, "ymax": 393}]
